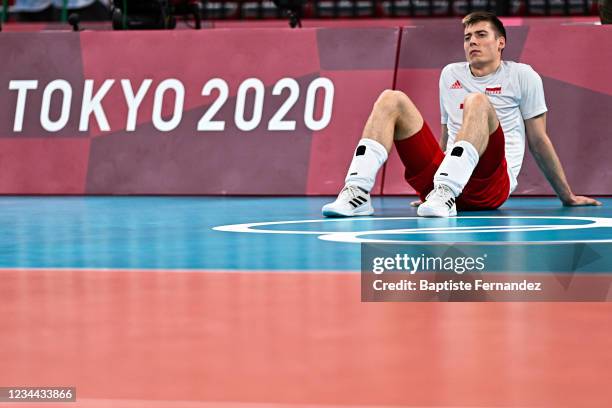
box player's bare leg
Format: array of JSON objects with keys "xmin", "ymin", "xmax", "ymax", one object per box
[
  {"xmin": 455, "ymin": 92, "xmax": 499, "ymax": 154},
  {"xmin": 418, "ymin": 92, "xmax": 499, "ymax": 217},
  {"xmin": 361, "ymin": 90, "xmax": 425, "ymax": 151},
  {"xmin": 322, "ymin": 90, "xmax": 425, "ymax": 217}
]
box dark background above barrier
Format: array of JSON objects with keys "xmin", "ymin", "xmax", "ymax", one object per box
[{"xmin": 0, "ymin": 23, "xmax": 610, "ymax": 195}]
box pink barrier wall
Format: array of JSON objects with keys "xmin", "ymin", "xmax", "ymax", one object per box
[
  {"xmin": 0, "ymin": 24, "xmax": 610, "ymax": 195},
  {"xmin": 0, "ymin": 29, "xmax": 398, "ymax": 194}
]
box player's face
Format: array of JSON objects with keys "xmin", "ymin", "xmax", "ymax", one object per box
[{"xmin": 463, "ymin": 21, "xmax": 505, "ymax": 67}]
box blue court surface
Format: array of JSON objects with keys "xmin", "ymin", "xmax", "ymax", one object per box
[{"xmin": 0, "ymin": 196, "xmax": 610, "ymax": 270}]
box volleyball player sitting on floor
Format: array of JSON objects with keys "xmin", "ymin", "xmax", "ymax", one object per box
[{"xmin": 322, "ymin": 12, "xmax": 601, "ymax": 218}]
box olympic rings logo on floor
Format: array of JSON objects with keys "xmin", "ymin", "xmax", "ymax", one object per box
[{"xmin": 213, "ymin": 216, "xmax": 612, "ymax": 244}]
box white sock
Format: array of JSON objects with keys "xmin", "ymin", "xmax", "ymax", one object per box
[
  {"xmin": 344, "ymin": 138, "xmax": 388, "ymax": 192},
  {"xmin": 434, "ymin": 140, "xmax": 480, "ymax": 197}
]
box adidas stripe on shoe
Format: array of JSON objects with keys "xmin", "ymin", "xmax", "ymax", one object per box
[
  {"xmin": 322, "ymin": 185, "xmax": 374, "ymax": 217},
  {"xmin": 417, "ymin": 184, "xmax": 457, "ymax": 217}
]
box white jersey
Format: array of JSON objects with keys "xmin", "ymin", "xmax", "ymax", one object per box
[{"xmin": 439, "ymin": 61, "xmax": 547, "ymax": 194}]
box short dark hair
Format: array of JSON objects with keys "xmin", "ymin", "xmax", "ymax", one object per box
[{"xmin": 462, "ymin": 12, "xmax": 506, "ymax": 40}]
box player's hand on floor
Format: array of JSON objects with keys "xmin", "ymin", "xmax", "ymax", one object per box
[
  {"xmin": 562, "ymin": 195, "xmax": 602, "ymax": 207},
  {"xmin": 410, "ymin": 200, "xmax": 422, "ymax": 207}
]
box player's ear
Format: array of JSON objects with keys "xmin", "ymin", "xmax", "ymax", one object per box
[{"xmin": 498, "ymin": 36, "xmax": 506, "ymax": 52}]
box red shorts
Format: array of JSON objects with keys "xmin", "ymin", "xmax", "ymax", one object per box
[{"xmin": 394, "ymin": 122, "xmax": 510, "ymax": 211}]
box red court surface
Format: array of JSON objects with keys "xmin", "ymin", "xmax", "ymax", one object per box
[{"xmin": 2, "ymin": 269, "xmax": 611, "ymax": 407}]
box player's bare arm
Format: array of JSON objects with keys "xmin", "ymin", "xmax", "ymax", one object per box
[{"xmin": 525, "ymin": 113, "xmax": 601, "ymax": 206}]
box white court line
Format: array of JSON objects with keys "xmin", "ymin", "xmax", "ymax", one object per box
[{"xmin": 213, "ymin": 216, "xmax": 612, "ymax": 244}]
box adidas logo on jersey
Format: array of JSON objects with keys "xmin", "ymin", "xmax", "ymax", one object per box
[{"xmin": 450, "ymin": 80, "xmax": 462, "ymax": 89}]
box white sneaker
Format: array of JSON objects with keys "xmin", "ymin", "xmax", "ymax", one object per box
[
  {"xmin": 322, "ymin": 185, "xmax": 374, "ymax": 217},
  {"xmin": 417, "ymin": 184, "xmax": 457, "ymax": 217}
]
